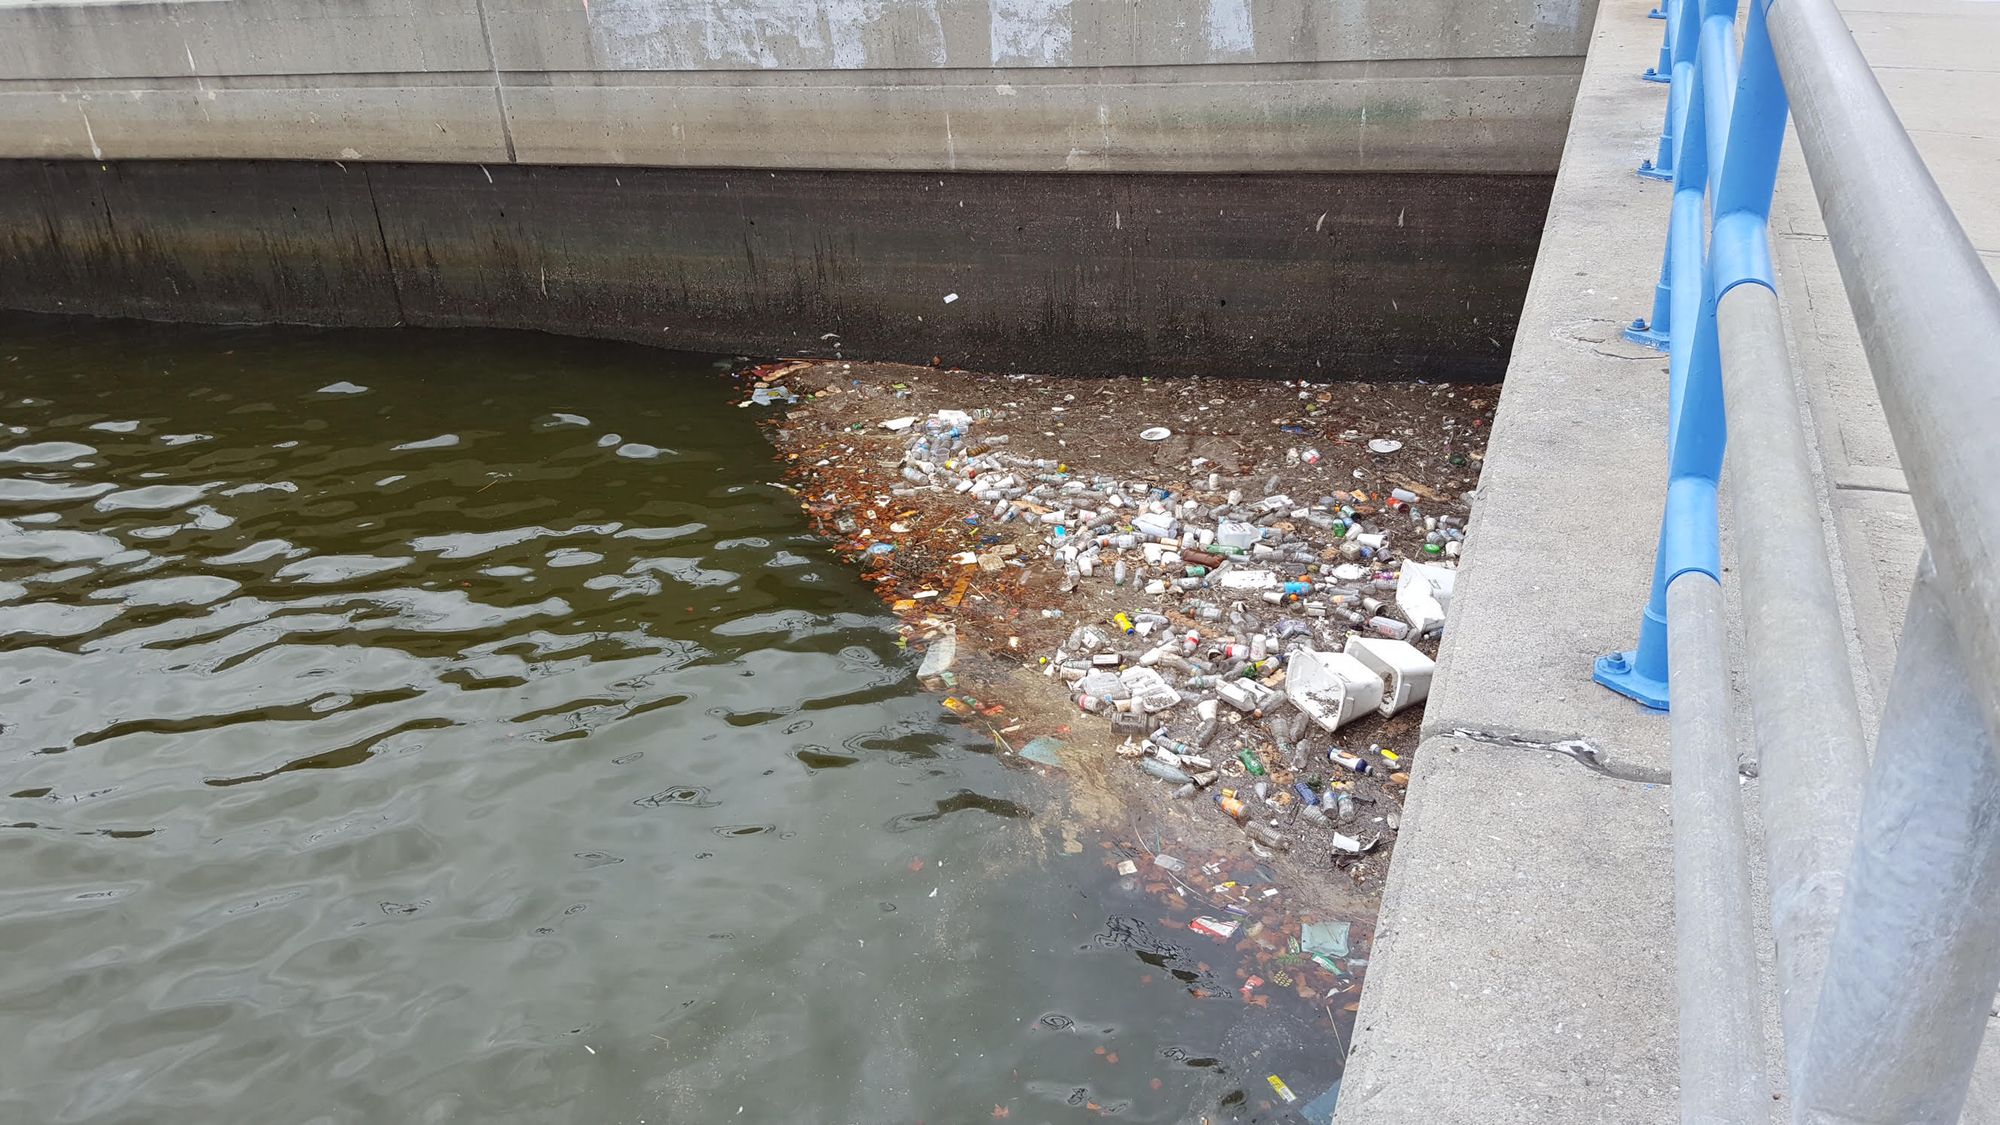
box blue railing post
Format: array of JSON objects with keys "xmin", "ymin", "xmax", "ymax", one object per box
[
  {"xmin": 1600, "ymin": 0, "xmax": 1747, "ymax": 711},
  {"xmin": 1630, "ymin": 0, "xmax": 1708, "ymax": 354},
  {"xmin": 1601, "ymin": 46, "xmax": 1714, "ymax": 709},
  {"xmin": 1644, "ymin": 18, "xmax": 1673, "ymax": 83},
  {"xmin": 1601, "ymin": 0, "xmax": 1786, "ymax": 713},
  {"xmin": 1639, "ymin": 0, "xmax": 1702, "ymax": 182}
]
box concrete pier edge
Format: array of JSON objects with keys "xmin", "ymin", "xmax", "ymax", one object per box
[
  {"xmin": 1334, "ymin": 0, "xmax": 1702, "ymax": 1119},
  {"xmin": 1336, "ymin": 0, "xmax": 2000, "ymax": 1118}
]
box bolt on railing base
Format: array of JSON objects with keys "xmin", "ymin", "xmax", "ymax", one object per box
[
  {"xmin": 1623, "ymin": 317, "xmax": 1671, "ymax": 350},
  {"xmin": 1637, "ymin": 159, "xmax": 1674, "ymax": 182},
  {"xmin": 1594, "ymin": 650, "xmax": 1671, "ymax": 711},
  {"xmin": 1648, "ymin": 6, "xmax": 1666, "ymax": 17},
  {"xmin": 1642, "ymin": 67, "xmax": 1672, "ymax": 83}
]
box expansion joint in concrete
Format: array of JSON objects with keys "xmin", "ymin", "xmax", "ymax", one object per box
[
  {"xmin": 1432, "ymin": 726, "xmax": 1676, "ymax": 785},
  {"xmin": 470, "ymin": 0, "xmax": 518, "ymax": 163}
]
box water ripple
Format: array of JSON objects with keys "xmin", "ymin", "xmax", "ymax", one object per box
[{"xmin": 0, "ymin": 316, "xmax": 1268, "ymax": 1125}]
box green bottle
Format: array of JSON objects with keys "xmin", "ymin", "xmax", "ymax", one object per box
[{"xmin": 1238, "ymin": 748, "xmax": 1266, "ymax": 776}]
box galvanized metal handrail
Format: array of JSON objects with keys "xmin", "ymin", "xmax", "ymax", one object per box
[{"xmin": 1601, "ymin": 0, "xmax": 2000, "ymax": 1118}]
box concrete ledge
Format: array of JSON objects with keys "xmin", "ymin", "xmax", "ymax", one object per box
[
  {"xmin": 499, "ymin": 69, "xmax": 1580, "ymax": 174},
  {"xmin": 1414, "ymin": 0, "xmax": 1675, "ymax": 771},
  {"xmin": 1338, "ymin": 736, "xmax": 1677, "ymax": 1124},
  {"xmin": 0, "ymin": 68, "xmax": 1580, "ymax": 174},
  {"xmin": 1336, "ymin": 0, "xmax": 1696, "ymax": 1120}
]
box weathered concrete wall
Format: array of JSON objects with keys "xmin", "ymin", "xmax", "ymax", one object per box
[
  {"xmin": 0, "ymin": 159, "xmax": 1549, "ymax": 379},
  {"xmin": 0, "ymin": 0, "xmax": 1575, "ymax": 374},
  {"xmin": 0, "ymin": 0, "xmax": 1592, "ymax": 173}
]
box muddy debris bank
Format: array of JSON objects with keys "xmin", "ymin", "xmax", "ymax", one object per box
[{"xmin": 741, "ymin": 358, "xmax": 1490, "ymax": 1071}]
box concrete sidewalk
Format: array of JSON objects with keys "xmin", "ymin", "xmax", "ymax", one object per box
[{"xmin": 1333, "ymin": 0, "xmax": 2000, "ymax": 1120}]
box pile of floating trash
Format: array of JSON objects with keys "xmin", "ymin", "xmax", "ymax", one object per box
[{"xmin": 882, "ymin": 405, "xmax": 1464, "ymax": 863}]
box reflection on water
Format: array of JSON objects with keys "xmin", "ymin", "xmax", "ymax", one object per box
[{"xmin": 0, "ymin": 315, "xmax": 1331, "ymax": 1124}]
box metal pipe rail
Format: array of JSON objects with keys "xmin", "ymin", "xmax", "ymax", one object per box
[{"xmin": 1599, "ymin": 0, "xmax": 2000, "ymax": 1118}]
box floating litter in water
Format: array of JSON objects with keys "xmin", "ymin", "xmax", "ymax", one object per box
[
  {"xmin": 1367, "ymin": 438, "xmax": 1403, "ymax": 454},
  {"xmin": 1139, "ymin": 427, "xmax": 1172, "ymax": 441},
  {"xmin": 943, "ymin": 293, "xmax": 959, "ymax": 304}
]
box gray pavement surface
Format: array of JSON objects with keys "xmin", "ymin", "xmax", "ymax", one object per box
[{"xmin": 1335, "ymin": 0, "xmax": 2000, "ymax": 1119}]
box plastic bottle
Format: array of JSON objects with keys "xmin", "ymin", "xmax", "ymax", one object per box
[
  {"xmin": 1329, "ymin": 750, "xmax": 1371, "ymax": 774},
  {"xmin": 1367, "ymin": 616, "xmax": 1411, "ymax": 640},
  {"xmin": 1242, "ymin": 822, "xmax": 1291, "ymax": 851},
  {"xmin": 1238, "ymin": 749, "xmax": 1267, "ymax": 776}
]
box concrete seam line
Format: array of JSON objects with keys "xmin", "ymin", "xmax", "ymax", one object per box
[
  {"xmin": 469, "ymin": 0, "xmax": 517, "ymax": 164},
  {"xmin": 0, "ymin": 57, "xmax": 1589, "ymax": 96},
  {"xmin": 1441, "ymin": 727, "xmax": 1676, "ymax": 785}
]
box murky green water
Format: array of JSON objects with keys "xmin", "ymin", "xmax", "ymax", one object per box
[{"xmin": 0, "ymin": 314, "xmax": 1336, "ymax": 1125}]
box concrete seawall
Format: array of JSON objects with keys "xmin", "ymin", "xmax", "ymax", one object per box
[
  {"xmin": 0, "ymin": 160, "xmax": 1550, "ymax": 378},
  {"xmin": 1, "ymin": 0, "xmax": 1592, "ymax": 175},
  {"xmin": 1, "ymin": 0, "xmax": 1586, "ymax": 375}
]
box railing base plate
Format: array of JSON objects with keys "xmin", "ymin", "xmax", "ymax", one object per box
[
  {"xmin": 1623, "ymin": 319, "xmax": 1671, "ymax": 350},
  {"xmin": 1638, "ymin": 160, "xmax": 1674, "ymax": 182},
  {"xmin": 1595, "ymin": 651, "xmax": 1670, "ymax": 711},
  {"xmin": 1642, "ymin": 67, "xmax": 1672, "ymax": 83},
  {"xmin": 1647, "ymin": 6, "xmax": 1666, "ymax": 16}
]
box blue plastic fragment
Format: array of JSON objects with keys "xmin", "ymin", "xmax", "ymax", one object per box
[{"xmin": 1018, "ymin": 737, "xmax": 1065, "ymax": 769}]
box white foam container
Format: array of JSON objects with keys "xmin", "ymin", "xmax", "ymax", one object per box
[
  {"xmin": 1287, "ymin": 648, "xmax": 1385, "ymax": 731},
  {"xmin": 1342, "ymin": 636, "xmax": 1437, "ymax": 717}
]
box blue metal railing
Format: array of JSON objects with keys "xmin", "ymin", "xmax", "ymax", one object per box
[
  {"xmin": 1594, "ymin": 0, "xmax": 1788, "ymax": 711},
  {"xmin": 1594, "ymin": 0, "xmax": 2000, "ymax": 1117}
]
